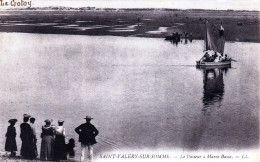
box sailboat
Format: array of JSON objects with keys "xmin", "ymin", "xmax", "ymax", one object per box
[{"xmin": 196, "ymin": 21, "xmax": 231, "ymax": 67}]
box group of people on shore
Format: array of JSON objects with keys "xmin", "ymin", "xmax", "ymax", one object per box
[{"xmin": 5, "ymin": 114, "xmax": 99, "ymax": 162}]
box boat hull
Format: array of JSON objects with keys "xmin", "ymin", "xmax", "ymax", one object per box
[{"xmin": 196, "ymin": 60, "xmax": 231, "ymax": 68}]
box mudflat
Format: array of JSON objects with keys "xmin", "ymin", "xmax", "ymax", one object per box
[{"xmin": 0, "ymin": 9, "xmax": 259, "ymax": 42}]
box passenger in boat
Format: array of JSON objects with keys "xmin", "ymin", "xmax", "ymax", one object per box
[
  {"xmin": 222, "ymin": 54, "xmax": 226, "ymax": 61},
  {"xmin": 212, "ymin": 52, "xmax": 221, "ymax": 62},
  {"xmin": 214, "ymin": 52, "xmax": 225, "ymax": 62},
  {"xmin": 214, "ymin": 56, "xmax": 219, "ymax": 62},
  {"xmin": 176, "ymin": 32, "xmax": 180, "ymax": 41},
  {"xmin": 213, "ymin": 52, "xmax": 218, "ymax": 59},
  {"xmin": 202, "ymin": 52, "xmax": 211, "ymax": 62},
  {"xmin": 189, "ymin": 33, "xmax": 193, "ymax": 42},
  {"xmin": 215, "ymin": 56, "xmax": 223, "ymax": 62},
  {"xmin": 184, "ymin": 31, "xmax": 189, "ymax": 37},
  {"xmin": 224, "ymin": 54, "xmax": 231, "ymax": 61},
  {"xmin": 209, "ymin": 55, "xmax": 215, "ymax": 62}
]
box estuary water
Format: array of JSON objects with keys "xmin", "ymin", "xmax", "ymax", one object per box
[{"xmin": 0, "ymin": 33, "xmax": 259, "ymax": 160}]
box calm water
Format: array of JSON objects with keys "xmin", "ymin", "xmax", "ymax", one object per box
[{"xmin": 0, "ymin": 33, "xmax": 259, "ymax": 160}]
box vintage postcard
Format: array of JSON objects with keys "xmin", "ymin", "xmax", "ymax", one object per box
[{"xmin": 0, "ymin": 0, "xmax": 259, "ymax": 162}]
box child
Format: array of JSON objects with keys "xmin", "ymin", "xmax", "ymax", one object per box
[
  {"xmin": 5, "ymin": 119, "xmax": 18, "ymax": 157},
  {"xmin": 66, "ymin": 138, "xmax": 75, "ymax": 157}
]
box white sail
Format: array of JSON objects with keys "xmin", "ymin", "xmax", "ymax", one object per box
[{"xmin": 204, "ymin": 21, "xmax": 225, "ymax": 54}]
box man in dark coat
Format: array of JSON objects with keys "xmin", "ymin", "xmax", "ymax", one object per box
[
  {"xmin": 20, "ymin": 114, "xmax": 34, "ymax": 159},
  {"xmin": 75, "ymin": 116, "xmax": 99, "ymax": 162}
]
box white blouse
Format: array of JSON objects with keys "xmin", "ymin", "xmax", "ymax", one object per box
[{"xmin": 55, "ymin": 126, "xmax": 65, "ymax": 136}]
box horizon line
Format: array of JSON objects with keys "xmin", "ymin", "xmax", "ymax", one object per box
[{"xmin": 0, "ymin": 7, "xmax": 259, "ymax": 12}]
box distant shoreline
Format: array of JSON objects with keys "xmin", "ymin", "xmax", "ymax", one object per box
[
  {"xmin": 1, "ymin": 8, "xmax": 259, "ymax": 12},
  {"xmin": 0, "ymin": 10, "xmax": 259, "ymax": 42}
]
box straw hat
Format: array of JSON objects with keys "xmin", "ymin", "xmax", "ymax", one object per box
[
  {"xmin": 44, "ymin": 119, "xmax": 53, "ymax": 123},
  {"xmin": 23, "ymin": 114, "xmax": 30, "ymax": 118},
  {"xmin": 84, "ymin": 116, "xmax": 93, "ymax": 119},
  {"xmin": 58, "ymin": 119, "xmax": 64, "ymax": 123},
  {"xmin": 8, "ymin": 119, "xmax": 18, "ymax": 123}
]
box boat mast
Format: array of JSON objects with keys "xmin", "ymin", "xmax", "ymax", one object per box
[{"xmin": 204, "ymin": 20, "xmax": 208, "ymax": 52}]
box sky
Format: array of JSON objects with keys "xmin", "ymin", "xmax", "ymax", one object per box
[{"xmin": 1, "ymin": 0, "xmax": 260, "ymax": 10}]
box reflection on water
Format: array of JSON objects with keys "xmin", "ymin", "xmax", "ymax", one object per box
[
  {"xmin": 167, "ymin": 38, "xmax": 193, "ymax": 46},
  {"xmin": 0, "ymin": 33, "xmax": 259, "ymax": 159},
  {"xmin": 183, "ymin": 66, "xmax": 231, "ymax": 149},
  {"xmin": 202, "ymin": 66, "xmax": 230, "ymax": 109}
]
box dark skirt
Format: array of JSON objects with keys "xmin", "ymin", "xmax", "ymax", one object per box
[
  {"xmin": 32, "ymin": 137, "xmax": 38, "ymax": 158},
  {"xmin": 40, "ymin": 135, "xmax": 55, "ymax": 161},
  {"xmin": 21, "ymin": 137, "xmax": 34, "ymax": 159},
  {"xmin": 54, "ymin": 135, "xmax": 67, "ymax": 160},
  {"xmin": 5, "ymin": 137, "xmax": 17, "ymax": 152}
]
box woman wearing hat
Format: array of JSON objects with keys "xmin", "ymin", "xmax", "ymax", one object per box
[
  {"xmin": 20, "ymin": 114, "xmax": 35, "ymax": 159},
  {"xmin": 5, "ymin": 119, "xmax": 18, "ymax": 157},
  {"xmin": 54, "ymin": 119, "xmax": 67, "ymax": 160},
  {"xmin": 29, "ymin": 117, "xmax": 38, "ymax": 159},
  {"xmin": 40, "ymin": 119, "xmax": 55, "ymax": 161}
]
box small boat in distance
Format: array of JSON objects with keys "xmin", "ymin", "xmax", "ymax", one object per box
[
  {"xmin": 196, "ymin": 20, "xmax": 231, "ymax": 67},
  {"xmin": 165, "ymin": 32, "xmax": 181, "ymax": 41}
]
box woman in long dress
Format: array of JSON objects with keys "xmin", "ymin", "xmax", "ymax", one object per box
[
  {"xmin": 29, "ymin": 117, "xmax": 38, "ymax": 159},
  {"xmin": 54, "ymin": 119, "xmax": 67, "ymax": 160},
  {"xmin": 20, "ymin": 114, "xmax": 34, "ymax": 159},
  {"xmin": 40, "ymin": 119, "xmax": 55, "ymax": 161},
  {"xmin": 5, "ymin": 119, "xmax": 18, "ymax": 157}
]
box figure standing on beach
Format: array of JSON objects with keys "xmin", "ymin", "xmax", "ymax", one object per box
[
  {"xmin": 75, "ymin": 116, "xmax": 99, "ymax": 162},
  {"xmin": 54, "ymin": 119, "xmax": 67, "ymax": 160},
  {"xmin": 29, "ymin": 117, "xmax": 38, "ymax": 159},
  {"xmin": 66, "ymin": 138, "xmax": 75, "ymax": 158},
  {"xmin": 5, "ymin": 119, "xmax": 18, "ymax": 157},
  {"xmin": 40, "ymin": 119, "xmax": 55, "ymax": 161},
  {"xmin": 20, "ymin": 114, "xmax": 34, "ymax": 159}
]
